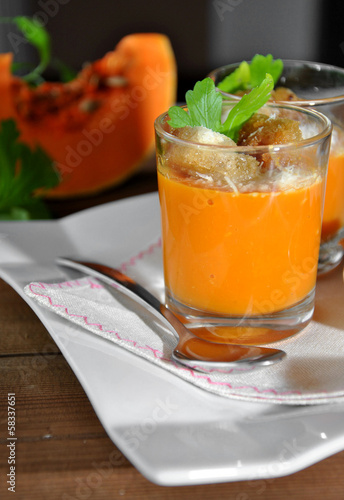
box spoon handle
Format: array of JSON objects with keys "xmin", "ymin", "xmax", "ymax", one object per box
[
  {"xmin": 58, "ymin": 258, "xmax": 162, "ymax": 311},
  {"xmin": 56, "ymin": 257, "xmax": 286, "ymax": 372},
  {"xmin": 56, "ymin": 257, "xmax": 184, "ymax": 340}
]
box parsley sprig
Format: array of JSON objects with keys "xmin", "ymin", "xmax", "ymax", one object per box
[
  {"xmin": 0, "ymin": 119, "xmax": 60, "ymax": 220},
  {"xmin": 0, "ymin": 16, "xmax": 76, "ymax": 85},
  {"xmin": 218, "ymin": 54, "xmax": 283, "ymax": 94},
  {"xmin": 0, "ymin": 18, "xmax": 76, "ymax": 219},
  {"xmin": 168, "ymin": 74, "xmax": 274, "ymax": 142}
]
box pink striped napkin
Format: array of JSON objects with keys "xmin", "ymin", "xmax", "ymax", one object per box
[{"xmin": 24, "ymin": 239, "xmax": 344, "ymax": 405}]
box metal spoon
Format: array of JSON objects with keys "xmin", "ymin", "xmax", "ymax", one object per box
[{"xmin": 56, "ymin": 257, "xmax": 286, "ymax": 373}]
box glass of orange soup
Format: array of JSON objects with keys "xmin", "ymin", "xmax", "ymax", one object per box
[
  {"xmin": 210, "ymin": 60, "xmax": 344, "ymax": 274},
  {"xmin": 155, "ymin": 103, "xmax": 331, "ymax": 344}
]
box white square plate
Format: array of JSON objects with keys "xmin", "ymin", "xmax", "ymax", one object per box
[{"xmin": 1, "ymin": 192, "xmax": 344, "ymax": 486}]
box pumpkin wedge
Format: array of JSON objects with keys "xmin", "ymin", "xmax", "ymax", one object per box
[{"xmin": 0, "ymin": 33, "xmax": 177, "ymax": 197}]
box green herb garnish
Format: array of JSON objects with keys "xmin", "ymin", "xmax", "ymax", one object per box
[
  {"xmin": 0, "ymin": 119, "xmax": 60, "ymax": 220},
  {"xmin": 218, "ymin": 54, "xmax": 283, "ymax": 94},
  {"xmin": 168, "ymin": 78, "xmax": 222, "ymax": 130},
  {"xmin": 168, "ymin": 75, "xmax": 274, "ymax": 141},
  {"xmin": 0, "ymin": 16, "xmax": 76, "ymax": 84}
]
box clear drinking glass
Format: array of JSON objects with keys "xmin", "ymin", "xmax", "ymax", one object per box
[
  {"xmin": 209, "ymin": 60, "xmax": 344, "ymax": 274},
  {"xmin": 155, "ymin": 102, "xmax": 331, "ymax": 345}
]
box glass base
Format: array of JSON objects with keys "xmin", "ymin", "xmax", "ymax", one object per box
[
  {"xmin": 166, "ymin": 289, "xmax": 315, "ymax": 345},
  {"xmin": 318, "ymin": 238, "xmax": 344, "ymax": 275}
]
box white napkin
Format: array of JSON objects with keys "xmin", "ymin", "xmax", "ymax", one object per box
[{"xmin": 24, "ymin": 239, "xmax": 344, "ymax": 405}]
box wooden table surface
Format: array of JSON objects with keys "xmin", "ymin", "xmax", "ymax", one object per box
[{"xmin": 1, "ymin": 170, "xmax": 344, "ymax": 500}]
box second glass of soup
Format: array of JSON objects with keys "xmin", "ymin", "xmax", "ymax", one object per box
[{"xmin": 209, "ymin": 60, "xmax": 344, "ymax": 274}]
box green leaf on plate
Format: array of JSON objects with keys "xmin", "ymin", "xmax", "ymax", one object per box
[{"xmin": 0, "ymin": 119, "xmax": 60, "ymax": 220}]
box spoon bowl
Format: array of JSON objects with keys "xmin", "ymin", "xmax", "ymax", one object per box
[{"xmin": 56, "ymin": 257, "xmax": 286, "ymax": 373}]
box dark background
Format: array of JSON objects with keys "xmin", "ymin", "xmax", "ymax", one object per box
[{"xmin": 0, "ymin": 0, "xmax": 344, "ymax": 101}]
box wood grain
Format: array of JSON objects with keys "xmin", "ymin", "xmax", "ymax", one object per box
[{"xmin": 0, "ymin": 280, "xmax": 59, "ymax": 356}]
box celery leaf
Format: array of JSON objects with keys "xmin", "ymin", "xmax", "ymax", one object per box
[
  {"xmin": 218, "ymin": 54, "xmax": 283, "ymax": 93},
  {"xmin": 167, "ymin": 75, "xmax": 273, "ymax": 142},
  {"xmin": 220, "ymin": 74, "xmax": 274, "ymax": 140}
]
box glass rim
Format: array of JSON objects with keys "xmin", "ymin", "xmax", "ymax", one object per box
[
  {"xmin": 154, "ymin": 102, "xmax": 332, "ymax": 154},
  {"xmin": 208, "ymin": 59, "xmax": 344, "ymax": 106}
]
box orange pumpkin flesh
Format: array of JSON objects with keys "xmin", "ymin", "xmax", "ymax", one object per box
[{"xmin": 0, "ymin": 33, "xmax": 177, "ymax": 197}]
